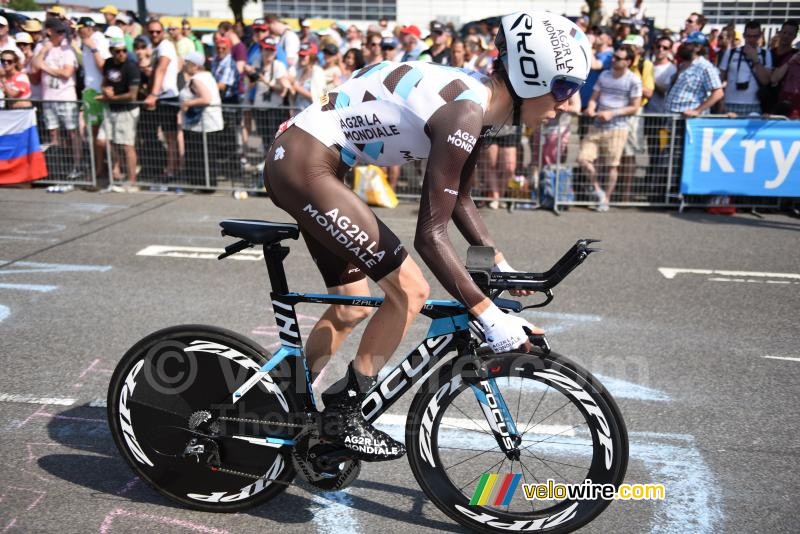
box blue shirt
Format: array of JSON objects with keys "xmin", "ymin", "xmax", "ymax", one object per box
[
  {"xmin": 211, "ymin": 54, "xmax": 239, "ymax": 102},
  {"xmin": 580, "ymin": 49, "xmax": 613, "ymax": 109},
  {"xmin": 665, "ymin": 57, "xmax": 722, "ymax": 113}
]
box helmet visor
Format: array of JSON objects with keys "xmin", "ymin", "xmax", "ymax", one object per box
[{"xmin": 551, "ymin": 76, "xmax": 584, "ymax": 102}]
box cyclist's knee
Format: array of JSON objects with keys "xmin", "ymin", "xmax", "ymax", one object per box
[
  {"xmin": 333, "ymin": 304, "xmax": 371, "ymax": 328},
  {"xmin": 383, "ymin": 266, "xmax": 429, "ymax": 313}
]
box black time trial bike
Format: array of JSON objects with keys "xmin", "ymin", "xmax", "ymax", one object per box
[{"xmin": 107, "ymin": 218, "xmax": 628, "ymax": 534}]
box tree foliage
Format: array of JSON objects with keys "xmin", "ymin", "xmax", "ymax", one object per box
[{"xmin": 8, "ymin": 0, "xmax": 41, "ymax": 11}]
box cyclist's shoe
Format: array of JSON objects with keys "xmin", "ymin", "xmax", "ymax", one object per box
[{"xmin": 320, "ymin": 362, "xmax": 406, "ymax": 462}]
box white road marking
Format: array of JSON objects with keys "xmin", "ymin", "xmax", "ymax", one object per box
[
  {"xmin": 136, "ymin": 245, "xmax": 263, "ymax": 261},
  {"xmin": 0, "ymin": 394, "xmax": 76, "ymax": 406},
  {"xmin": 0, "ymin": 283, "xmax": 58, "ymax": 292},
  {"xmin": 659, "ymin": 267, "xmax": 800, "ymax": 281},
  {"xmin": 763, "ymin": 355, "xmax": 800, "ymax": 362},
  {"xmin": 0, "ymin": 305, "xmax": 8, "ymax": 323}
]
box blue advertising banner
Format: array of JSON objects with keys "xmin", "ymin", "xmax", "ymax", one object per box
[{"xmin": 681, "ymin": 119, "xmax": 800, "ymax": 197}]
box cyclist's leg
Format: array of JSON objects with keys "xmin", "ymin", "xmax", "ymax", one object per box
[
  {"xmin": 304, "ymin": 277, "xmax": 373, "ymax": 379},
  {"xmin": 265, "ymin": 126, "xmax": 427, "ymax": 375}
]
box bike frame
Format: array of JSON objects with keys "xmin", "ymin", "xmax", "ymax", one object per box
[{"xmin": 222, "ymin": 242, "xmax": 521, "ymax": 453}]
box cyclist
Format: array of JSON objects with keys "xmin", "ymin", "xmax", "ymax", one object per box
[{"xmin": 263, "ymin": 11, "xmax": 591, "ymax": 462}]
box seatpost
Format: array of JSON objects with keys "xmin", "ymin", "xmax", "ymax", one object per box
[{"xmin": 263, "ymin": 244, "xmax": 291, "ymax": 294}]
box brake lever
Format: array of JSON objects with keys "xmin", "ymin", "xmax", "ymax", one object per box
[
  {"xmin": 521, "ymin": 289, "xmax": 554, "ymax": 309},
  {"xmin": 528, "ymin": 333, "xmax": 551, "ymax": 354}
]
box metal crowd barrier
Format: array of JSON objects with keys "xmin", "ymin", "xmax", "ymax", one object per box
[{"xmin": 20, "ymin": 97, "xmax": 790, "ymax": 212}]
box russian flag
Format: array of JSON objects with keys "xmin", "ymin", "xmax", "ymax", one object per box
[{"xmin": 0, "ymin": 109, "xmax": 48, "ymax": 184}]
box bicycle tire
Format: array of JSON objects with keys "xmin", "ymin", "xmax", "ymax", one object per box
[
  {"xmin": 107, "ymin": 325, "xmax": 302, "ymax": 512},
  {"xmin": 406, "ymin": 349, "xmax": 628, "ymax": 534}
]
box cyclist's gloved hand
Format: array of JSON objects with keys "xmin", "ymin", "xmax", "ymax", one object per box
[
  {"xmin": 477, "ymin": 303, "xmax": 536, "ymax": 353},
  {"xmin": 492, "ymin": 258, "xmax": 535, "ymax": 297}
]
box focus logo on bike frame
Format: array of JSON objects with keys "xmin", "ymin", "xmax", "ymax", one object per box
[{"xmin": 470, "ymin": 474, "xmax": 522, "ymax": 506}]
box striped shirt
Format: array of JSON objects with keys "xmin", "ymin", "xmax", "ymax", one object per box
[{"xmin": 665, "ymin": 57, "xmax": 722, "ymax": 113}]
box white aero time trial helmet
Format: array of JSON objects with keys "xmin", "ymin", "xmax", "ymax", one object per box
[{"xmin": 495, "ymin": 11, "xmax": 592, "ymax": 102}]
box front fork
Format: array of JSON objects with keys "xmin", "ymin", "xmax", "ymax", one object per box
[{"xmin": 469, "ymin": 378, "xmax": 522, "ymax": 455}]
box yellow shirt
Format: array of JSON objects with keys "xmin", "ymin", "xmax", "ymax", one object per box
[{"xmin": 630, "ymin": 57, "xmax": 654, "ymax": 107}]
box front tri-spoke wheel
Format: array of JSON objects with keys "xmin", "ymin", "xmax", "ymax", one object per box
[{"xmin": 406, "ymin": 350, "xmax": 628, "ymax": 533}]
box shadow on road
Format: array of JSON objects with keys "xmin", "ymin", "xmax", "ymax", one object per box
[
  {"xmin": 671, "ymin": 211, "xmax": 800, "ymax": 232},
  {"xmin": 37, "ymin": 405, "xmax": 465, "ymax": 531}
]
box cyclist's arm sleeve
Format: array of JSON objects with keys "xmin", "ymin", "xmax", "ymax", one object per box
[
  {"xmin": 451, "ymin": 140, "xmax": 496, "ymax": 249},
  {"xmin": 414, "ymin": 100, "xmax": 487, "ymax": 309}
]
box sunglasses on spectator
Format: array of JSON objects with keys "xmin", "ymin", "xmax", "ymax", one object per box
[
  {"xmin": 149, "ymin": 29, "xmax": 162, "ymax": 35},
  {"xmin": 550, "ymin": 76, "xmax": 583, "ymax": 102},
  {"xmin": 112, "ymin": 48, "xmax": 127, "ymax": 54},
  {"xmin": 656, "ymin": 44, "xmax": 671, "ymax": 50},
  {"xmin": 1, "ymin": 59, "xmax": 15, "ymax": 65},
  {"xmin": 613, "ymin": 54, "xmax": 629, "ymax": 61},
  {"xmin": 18, "ymin": 42, "xmax": 32, "ymax": 47}
]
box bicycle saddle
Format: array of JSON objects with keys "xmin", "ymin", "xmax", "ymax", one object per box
[{"xmin": 220, "ymin": 219, "xmax": 300, "ymax": 245}]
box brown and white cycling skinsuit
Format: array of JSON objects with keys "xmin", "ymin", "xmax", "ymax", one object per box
[{"xmin": 264, "ymin": 61, "xmax": 496, "ymax": 309}]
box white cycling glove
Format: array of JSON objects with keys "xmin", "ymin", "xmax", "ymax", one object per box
[
  {"xmin": 492, "ymin": 259, "xmax": 516, "ymax": 273},
  {"xmin": 477, "ymin": 303, "xmax": 533, "ymax": 353}
]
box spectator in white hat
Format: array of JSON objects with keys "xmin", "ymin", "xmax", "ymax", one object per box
[
  {"xmin": 0, "ymin": 16, "xmax": 19, "ymax": 54},
  {"xmin": 179, "ymin": 50, "xmax": 223, "ymax": 187}
]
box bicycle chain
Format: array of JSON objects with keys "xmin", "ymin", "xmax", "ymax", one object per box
[{"xmin": 217, "ymin": 416, "xmax": 308, "ymax": 429}]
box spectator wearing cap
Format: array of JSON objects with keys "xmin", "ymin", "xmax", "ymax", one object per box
[
  {"xmin": 400, "ymin": 25, "xmax": 423, "ymax": 61},
  {"xmin": 144, "ymin": 18, "xmax": 181, "ymax": 180},
  {"xmin": 380, "ymin": 36, "xmax": 399, "ymax": 62},
  {"xmin": 77, "ymin": 16, "xmax": 111, "ymax": 178},
  {"xmin": 46, "ymin": 6, "xmax": 67, "ymax": 21},
  {"xmin": 98, "ymin": 38, "xmax": 140, "ymax": 188},
  {"xmin": 179, "ymin": 51, "xmax": 223, "ymax": 187},
  {"xmin": 14, "ymin": 33, "xmax": 38, "ymax": 102},
  {"xmin": 250, "ymin": 35, "xmax": 290, "ymax": 153},
  {"xmin": 22, "ymin": 19, "xmax": 44, "ymax": 45},
  {"xmin": 33, "ymin": 18, "xmax": 82, "ymax": 179},
  {"xmin": 212, "ymin": 35, "xmax": 244, "ymax": 176},
  {"xmin": 340, "ymin": 47, "xmax": 364, "ymax": 82},
  {"xmin": 113, "ymin": 13, "xmax": 134, "ymax": 52},
  {"xmin": 168, "ymin": 22, "xmax": 194, "ymax": 59},
  {"xmin": 0, "ymin": 16, "xmax": 17, "ymax": 52},
  {"xmin": 665, "ymin": 32, "xmax": 723, "ymax": 117},
  {"xmin": 1, "ymin": 48, "xmax": 32, "ymax": 109},
  {"xmin": 664, "ymin": 32, "xmax": 723, "ymax": 189},
  {"xmin": 299, "ymin": 18, "xmax": 320, "ymax": 47},
  {"xmin": 321, "ymin": 43, "xmax": 342, "ymax": 90},
  {"xmin": 578, "ymin": 45, "xmax": 643, "ymax": 212},
  {"xmin": 266, "ymin": 14, "xmax": 300, "ymax": 69},
  {"xmin": 100, "ymin": 5, "xmax": 118, "ymax": 27},
  {"xmin": 719, "ymin": 20, "xmax": 773, "ymax": 115},
  {"xmin": 290, "ymin": 42, "xmax": 324, "ymax": 113},
  {"xmin": 418, "ymin": 21, "xmax": 451, "ymax": 65}
]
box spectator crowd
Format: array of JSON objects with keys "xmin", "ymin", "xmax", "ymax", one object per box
[{"xmin": 1, "ymin": 2, "xmax": 798, "ymax": 205}]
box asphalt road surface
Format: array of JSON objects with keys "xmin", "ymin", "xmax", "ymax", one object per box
[{"xmin": 1, "ymin": 188, "xmax": 798, "ymax": 534}]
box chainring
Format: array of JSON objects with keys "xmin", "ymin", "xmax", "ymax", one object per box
[{"xmin": 291, "ymin": 428, "xmax": 361, "ymax": 492}]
